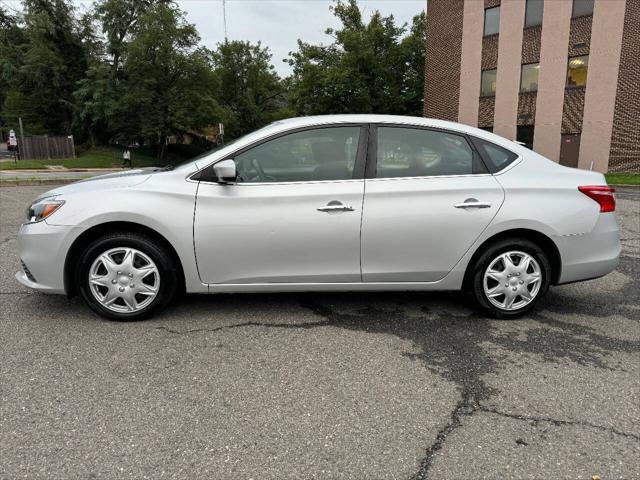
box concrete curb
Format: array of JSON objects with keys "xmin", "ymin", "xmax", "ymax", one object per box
[
  {"xmin": 0, "ymin": 168, "xmax": 127, "ymax": 173},
  {"xmin": 0, "ymin": 178, "xmax": 87, "ymax": 187}
]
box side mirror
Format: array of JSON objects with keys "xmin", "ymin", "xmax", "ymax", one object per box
[{"xmin": 213, "ymin": 159, "xmax": 237, "ymax": 183}]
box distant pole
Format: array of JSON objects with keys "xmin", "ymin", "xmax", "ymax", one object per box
[
  {"xmin": 69, "ymin": 135, "xmax": 76, "ymax": 159},
  {"xmin": 44, "ymin": 134, "xmax": 51, "ymax": 160},
  {"xmin": 223, "ymin": 0, "xmax": 228, "ymax": 41},
  {"xmin": 18, "ymin": 116, "xmax": 25, "ymax": 160}
]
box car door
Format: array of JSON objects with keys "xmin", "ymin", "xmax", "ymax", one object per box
[
  {"xmin": 194, "ymin": 125, "xmax": 367, "ymax": 285},
  {"xmin": 361, "ymin": 125, "xmax": 505, "ymax": 282}
]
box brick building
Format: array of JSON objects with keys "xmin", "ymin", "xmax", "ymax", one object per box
[{"xmin": 423, "ymin": 0, "xmax": 639, "ymax": 173}]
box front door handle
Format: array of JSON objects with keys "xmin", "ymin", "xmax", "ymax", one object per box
[
  {"xmin": 455, "ymin": 199, "xmax": 492, "ymax": 209},
  {"xmin": 317, "ymin": 202, "xmax": 354, "ymax": 213}
]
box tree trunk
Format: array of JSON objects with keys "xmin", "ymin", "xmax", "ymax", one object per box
[{"xmin": 158, "ymin": 133, "xmax": 166, "ymax": 160}]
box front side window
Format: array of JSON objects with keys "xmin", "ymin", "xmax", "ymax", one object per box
[
  {"xmin": 525, "ymin": 0, "xmax": 544, "ymax": 27},
  {"xmin": 376, "ymin": 127, "xmax": 485, "ymax": 178},
  {"xmin": 572, "ymin": 0, "xmax": 594, "ymax": 18},
  {"xmin": 566, "ymin": 55, "xmax": 589, "ymax": 88},
  {"xmin": 520, "ymin": 63, "xmax": 539, "ymax": 92},
  {"xmin": 233, "ymin": 127, "xmax": 361, "ymax": 183},
  {"xmin": 484, "ymin": 6, "xmax": 500, "ymax": 36},
  {"xmin": 481, "ymin": 69, "xmax": 497, "ymax": 96}
]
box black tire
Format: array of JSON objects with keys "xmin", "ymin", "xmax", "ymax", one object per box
[
  {"xmin": 76, "ymin": 232, "xmax": 179, "ymax": 321},
  {"xmin": 467, "ymin": 238, "xmax": 551, "ymax": 319}
]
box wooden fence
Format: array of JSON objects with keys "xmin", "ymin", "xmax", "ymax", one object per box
[{"xmin": 17, "ymin": 135, "xmax": 76, "ymax": 161}]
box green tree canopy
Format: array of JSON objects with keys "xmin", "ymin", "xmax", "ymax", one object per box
[
  {"xmin": 1, "ymin": 0, "xmax": 426, "ymax": 159},
  {"xmin": 211, "ymin": 40, "xmax": 289, "ymax": 139},
  {"xmin": 287, "ymin": 0, "xmax": 426, "ymax": 116},
  {"xmin": 1, "ymin": 0, "xmax": 88, "ymax": 135}
]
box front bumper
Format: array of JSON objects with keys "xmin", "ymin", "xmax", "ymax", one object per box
[{"xmin": 16, "ymin": 221, "xmax": 82, "ymax": 294}]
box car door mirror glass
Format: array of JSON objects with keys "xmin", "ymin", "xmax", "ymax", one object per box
[{"xmin": 213, "ymin": 159, "xmax": 237, "ymax": 183}]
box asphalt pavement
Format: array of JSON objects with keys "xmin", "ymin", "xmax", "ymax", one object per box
[{"xmin": 0, "ymin": 185, "xmax": 638, "ymax": 479}]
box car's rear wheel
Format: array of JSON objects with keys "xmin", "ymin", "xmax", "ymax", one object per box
[
  {"xmin": 468, "ymin": 238, "xmax": 551, "ymax": 318},
  {"xmin": 76, "ymin": 233, "xmax": 178, "ymax": 321}
]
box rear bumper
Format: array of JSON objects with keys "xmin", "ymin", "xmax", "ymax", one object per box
[
  {"xmin": 16, "ymin": 221, "xmax": 82, "ymax": 294},
  {"xmin": 556, "ymin": 212, "xmax": 620, "ymax": 284}
]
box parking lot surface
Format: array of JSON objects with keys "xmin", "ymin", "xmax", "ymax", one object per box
[{"xmin": 1, "ymin": 185, "xmax": 638, "ymax": 479}]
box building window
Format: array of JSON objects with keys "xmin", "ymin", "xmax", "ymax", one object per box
[
  {"xmin": 572, "ymin": 0, "xmax": 594, "ymax": 18},
  {"xmin": 484, "ymin": 6, "xmax": 500, "ymax": 36},
  {"xmin": 525, "ymin": 0, "xmax": 544, "ymax": 27},
  {"xmin": 520, "ymin": 63, "xmax": 539, "ymax": 92},
  {"xmin": 517, "ymin": 126, "xmax": 535, "ymax": 150},
  {"xmin": 566, "ymin": 55, "xmax": 589, "ymax": 88},
  {"xmin": 480, "ymin": 69, "xmax": 497, "ymax": 97}
]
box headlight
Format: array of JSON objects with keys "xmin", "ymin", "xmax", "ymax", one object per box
[{"xmin": 25, "ymin": 197, "xmax": 65, "ymax": 224}]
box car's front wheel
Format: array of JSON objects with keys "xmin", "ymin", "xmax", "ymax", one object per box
[
  {"xmin": 468, "ymin": 238, "xmax": 551, "ymax": 318},
  {"xmin": 76, "ymin": 233, "xmax": 178, "ymax": 321}
]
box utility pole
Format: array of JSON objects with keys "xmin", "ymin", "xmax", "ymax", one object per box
[
  {"xmin": 18, "ymin": 116, "xmax": 25, "ymax": 161},
  {"xmin": 223, "ymin": 0, "xmax": 228, "ymax": 42}
]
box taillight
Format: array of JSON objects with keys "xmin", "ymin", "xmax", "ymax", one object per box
[{"xmin": 578, "ymin": 185, "xmax": 616, "ymax": 213}]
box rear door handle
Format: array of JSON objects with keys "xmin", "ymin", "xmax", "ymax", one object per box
[
  {"xmin": 317, "ymin": 205, "xmax": 354, "ymax": 212},
  {"xmin": 317, "ymin": 202, "xmax": 354, "ymax": 213},
  {"xmin": 455, "ymin": 200, "xmax": 491, "ymax": 209}
]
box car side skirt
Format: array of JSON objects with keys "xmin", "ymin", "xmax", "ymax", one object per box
[{"xmin": 207, "ymin": 281, "xmax": 460, "ymax": 293}]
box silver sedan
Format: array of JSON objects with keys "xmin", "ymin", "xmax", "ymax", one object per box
[{"xmin": 16, "ymin": 115, "xmax": 620, "ymax": 320}]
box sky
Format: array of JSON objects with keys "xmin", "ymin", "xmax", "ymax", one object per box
[{"xmin": 4, "ymin": 0, "xmax": 427, "ymax": 76}]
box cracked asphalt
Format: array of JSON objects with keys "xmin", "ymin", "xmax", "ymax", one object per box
[{"xmin": 1, "ymin": 185, "xmax": 638, "ymax": 480}]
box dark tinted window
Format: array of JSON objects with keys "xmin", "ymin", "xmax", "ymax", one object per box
[
  {"xmin": 484, "ymin": 6, "xmax": 500, "ymax": 36},
  {"xmin": 516, "ymin": 126, "xmax": 534, "ymax": 150},
  {"xmin": 525, "ymin": 0, "xmax": 544, "ymax": 27},
  {"xmin": 234, "ymin": 127, "xmax": 361, "ymax": 183},
  {"xmin": 471, "ymin": 137, "xmax": 518, "ymax": 172},
  {"xmin": 376, "ymin": 127, "xmax": 486, "ymax": 178},
  {"xmin": 572, "ymin": 0, "xmax": 594, "ymax": 17}
]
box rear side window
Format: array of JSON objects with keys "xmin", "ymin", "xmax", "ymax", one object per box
[
  {"xmin": 471, "ymin": 137, "xmax": 518, "ymax": 173},
  {"xmin": 375, "ymin": 127, "xmax": 487, "ymax": 178}
]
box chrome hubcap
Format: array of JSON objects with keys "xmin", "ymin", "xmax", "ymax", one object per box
[
  {"xmin": 88, "ymin": 247, "xmax": 160, "ymax": 313},
  {"xmin": 483, "ymin": 251, "xmax": 541, "ymax": 311}
]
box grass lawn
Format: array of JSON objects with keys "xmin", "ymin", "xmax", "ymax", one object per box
[
  {"xmin": 0, "ymin": 146, "xmax": 184, "ymax": 170},
  {"xmin": 605, "ymin": 172, "xmax": 640, "ymax": 186}
]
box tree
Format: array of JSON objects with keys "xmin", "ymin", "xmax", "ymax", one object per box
[
  {"xmin": 120, "ymin": 2, "xmax": 221, "ymax": 157},
  {"xmin": 75, "ymin": 0, "xmax": 174, "ymax": 146},
  {"xmin": 1, "ymin": 0, "xmax": 88, "ymax": 135},
  {"xmin": 399, "ymin": 12, "xmax": 427, "ymax": 115},
  {"xmin": 95, "ymin": 0, "xmax": 152, "ymax": 80},
  {"xmin": 287, "ymin": 0, "xmax": 426, "ymax": 116},
  {"xmin": 211, "ymin": 40, "xmax": 288, "ymax": 139},
  {"xmin": 75, "ymin": 0, "xmax": 223, "ymax": 156}
]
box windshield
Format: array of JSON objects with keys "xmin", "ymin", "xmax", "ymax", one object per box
[{"xmin": 166, "ymin": 124, "xmax": 276, "ymax": 170}]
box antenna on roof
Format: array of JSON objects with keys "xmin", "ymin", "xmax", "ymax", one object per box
[{"xmin": 223, "ymin": 0, "xmax": 228, "ymax": 42}]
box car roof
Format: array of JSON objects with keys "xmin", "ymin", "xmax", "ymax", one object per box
[
  {"xmin": 181, "ymin": 114, "xmax": 526, "ymax": 172},
  {"xmin": 267, "ymin": 114, "xmax": 520, "ymax": 152}
]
